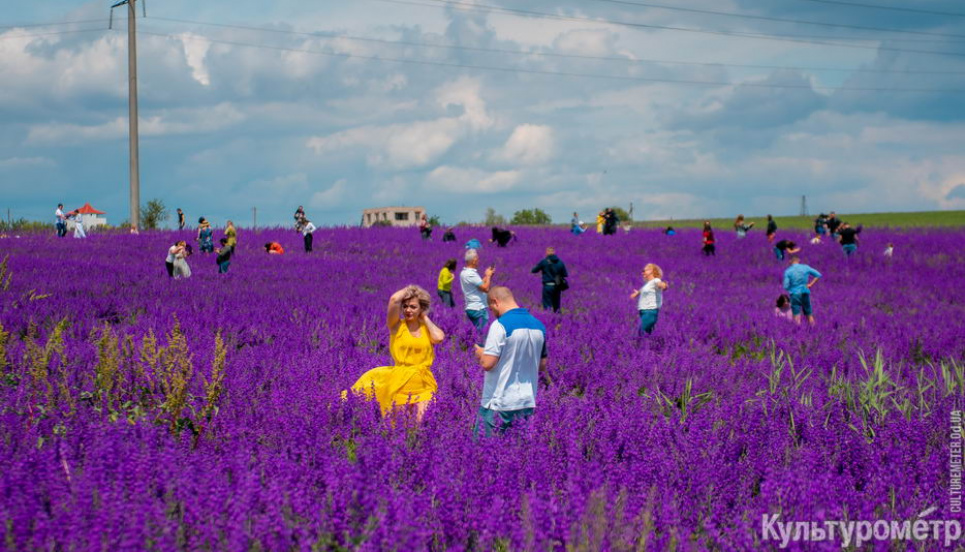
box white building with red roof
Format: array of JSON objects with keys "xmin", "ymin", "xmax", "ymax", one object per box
[{"xmin": 67, "ymin": 202, "xmax": 108, "ymax": 230}]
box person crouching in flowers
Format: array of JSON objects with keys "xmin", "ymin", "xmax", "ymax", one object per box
[
  {"xmin": 348, "ymin": 285, "xmax": 445, "ymax": 421},
  {"xmin": 630, "ymin": 263, "xmax": 668, "ymax": 336}
]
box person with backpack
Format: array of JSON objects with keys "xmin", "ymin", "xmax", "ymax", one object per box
[{"xmin": 531, "ymin": 247, "xmax": 569, "ymax": 313}]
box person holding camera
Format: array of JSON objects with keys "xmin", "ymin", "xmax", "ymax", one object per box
[
  {"xmin": 473, "ymin": 286, "xmax": 546, "ymax": 437},
  {"xmin": 460, "ymin": 249, "xmax": 495, "ymax": 334}
]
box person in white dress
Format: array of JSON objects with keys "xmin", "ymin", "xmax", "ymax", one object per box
[
  {"xmin": 172, "ymin": 240, "xmax": 191, "ymax": 279},
  {"xmin": 71, "ymin": 211, "xmax": 87, "ymax": 239}
]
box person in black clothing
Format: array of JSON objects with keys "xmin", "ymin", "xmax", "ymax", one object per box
[
  {"xmin": 602, "ymin": 208, "xmax": 619, "ymax": 235},
  {"xmin": 814, "ymin": 213, "xmax": 828, "ymax": 237},
  {"xmin": 442, "ymin": 227, "xmax": 456, "ymax": 242},
  {"xmin": 766, "ymin": 215, "xmax": 777, "ymax": 243},
  {"xmin": 531, "ymin": 247, "xmax": 568, "ymax": 313},
  {"xmin": 177, "ymin": 208, "xmax": 185, "ymax": 230},
  {"xmin": 773, "ymin": 239, "xmax": 800, "ymax": 261},
  {"xmin": 837, "ymin": 222, "xmax": 859, "ymax": 256},
  {"xmin": 826, "ymin": 212, "xmax": 841, "ymax": 236},
  {"xmin": 491, "ymin": 227, "xmax": 516, "ymax": 247}
]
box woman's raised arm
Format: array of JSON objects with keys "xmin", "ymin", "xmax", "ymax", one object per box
[{"xmin": 386, "ymin": 288, "xmax": 407, "ymax": 329}]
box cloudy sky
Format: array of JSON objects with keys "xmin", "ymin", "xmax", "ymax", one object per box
[{"xmin": 2, "ymin": 0, "xmax": 965, "ymax": 227}]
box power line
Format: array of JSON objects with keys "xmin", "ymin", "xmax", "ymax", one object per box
[
  {"xmin": 0, "ymin": 18, "xmax": 109, "ymax": 30},
  {"xmin": 385, "ymin": 0, "xmax": 965, "ymax": 42},
  {"xmin": 0, "ymin": 28, "xmax": 108, "ymax": 41},
  {"xmin": 793, "ymin": 0, "xmax": 965, "ymax": 18},
  {"xmin": 581, "ymin": 0, "xmax": 965, "ymax": 40},
  {"xmin": 132, "ymin": 28, "xmax": 965, "ymax": 93},
  {"xmin": 149, "ymin": 16, "xmax": 965, "ymax": 76},
  {"xmin": 364, "ymin": 0, "xmax": 965, "ymax": 57}
]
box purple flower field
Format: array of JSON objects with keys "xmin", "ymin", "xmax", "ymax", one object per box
[{"xmin": 1, "ymin": 225, "xmax": 963, "ymax": 550}]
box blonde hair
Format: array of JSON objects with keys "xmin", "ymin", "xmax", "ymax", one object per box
[
  {"xmin": 645, "ymin": 263, "xmax": 663, "ymax": 279},
  {"xmin": 400, "ymin": 285, "xmax": 431, "ymax": 313}
]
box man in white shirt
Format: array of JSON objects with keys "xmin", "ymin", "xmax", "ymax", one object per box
[
  {"xmin": 460, "ymin": 249, "xmax": 494, "ymax": 335},
  {"xmin": 473, "ymin": 286, "xmax": 547, "ymax": 436},
  {"xmin": 300, "ymin": 219, "xmax": 316, "ymax": 252},
  {"xmin": 55, "ymin": 203, "xmax": 66, "ymax": 237}
]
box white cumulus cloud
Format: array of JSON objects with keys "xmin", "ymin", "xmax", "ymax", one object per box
[
  {"xmin": 494, "ymin": 124, "xmax": 555, "ymax": 165},
  {"xmin": 424, "ymin": 166, "xmax": 521, "ymax": 193}
]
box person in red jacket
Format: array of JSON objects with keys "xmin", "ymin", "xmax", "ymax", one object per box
[
  {"xmin": 701, "ymin": 221, "xmax": 716, "ymax": 256},
  {"xmin": 264, "ymin": 242, "xmax": 285, "ymax": 255}
]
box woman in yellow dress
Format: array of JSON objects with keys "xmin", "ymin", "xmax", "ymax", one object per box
[
  {"xmin": 349, "ymin": 285, "xmax": 445, "ymax": 420},
  {"xmin": 596, "ymin": 211, "xmax": 605, "ymax": 234}
]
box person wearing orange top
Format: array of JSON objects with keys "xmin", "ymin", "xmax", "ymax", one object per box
[
  {"xmin": 348, "ymin": 285, "xmax": 445, "ymax": 420},
  {"xmin": 264, "ymin": 242, "xmax": 284, "ymax": 254}
]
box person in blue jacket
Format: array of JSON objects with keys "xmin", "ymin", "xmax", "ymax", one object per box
[{"xmin": 531, "ymin": 247, "xmax": 568, "ymax": 313}]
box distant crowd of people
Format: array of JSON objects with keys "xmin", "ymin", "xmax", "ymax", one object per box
[{"xmin": 47, "ymin": 199, "xmax": 891, "ymax": 431}]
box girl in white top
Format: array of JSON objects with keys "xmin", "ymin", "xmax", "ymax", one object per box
[
  {"xmin": 630, "ymin": 263, "xmax": 668, "ymax": 335},
  {"xmin": 71, "ymin": 212, "xmax": 87, "ymax": 238},
  {"xmin": 172, "ymin": 240, "xmax": 192, "ymax": 279}
]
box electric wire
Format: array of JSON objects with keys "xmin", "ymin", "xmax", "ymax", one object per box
[
  {"xmin": 149, "ymin": 15, "xmax": 965, "ymax": 76},
  {"xmin": 131, "ymin": 28, "xmax": 965, "ymax": 93},
  {"xmin": 0, "ymin": 28, "xmax": 109, "ymax": 41},
  {"xmin": 793, "ymin": 0, "xmax": 965, "ymax": 18},
  {"xmin": 580, "ymin": 0, "xmax": 965, "ymax": 40},
  {"xmin": 0, "ymin": 18, "xmax": 109, "ymax": 30},
  {"xmin": 365, "ymin": 0, "xmax": 965, "ymax": 56}
]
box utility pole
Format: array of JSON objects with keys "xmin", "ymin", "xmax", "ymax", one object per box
[
  {"xmin": 800, "ymin": 195, "xmax": 808, "ymax": 217},
  {"xmin": 111, "ymin": 0, "xmax": 144, "ymax": 230},
  {"xmin": 252, "ymin": 207, "xmax": 257, "ymax": 230}
]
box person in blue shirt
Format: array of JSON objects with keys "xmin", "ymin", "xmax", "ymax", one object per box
[
  {"xmin": 782, "ymin": 256, "xmax": 821, "ymax": 325},
  {"xmin": 570, "ymin": 212, "xmax": 586, "ymax": 235},
  {"xmin": 473, "ymin": 286, "xmax": 547, "ymax": 437}
]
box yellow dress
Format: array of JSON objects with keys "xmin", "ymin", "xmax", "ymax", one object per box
[
  {"xmin": 350, "ymin": 321, "xmax": 437, "ymax": 414},
  {"xmin": 596, "ymin": 214, "xmax": 604, "ymax": 233}
]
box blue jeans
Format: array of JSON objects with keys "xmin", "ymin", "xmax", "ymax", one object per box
[
  {"xmin": 638, "ymin": 309, "xmax": 659, "ymax": 335},
  {"xmin": 218, "ymin": 261, "xmax": 230, "ymax": 274},
  {"xmin": 473, "ymin": 406, "xmax": 534, "ymax": 438},
  {"xmin": 843, "ymin": 244, "xmax": 857, "ymax": 256},
  {"xmin": 466, "ymin": 309, "xmax": 489, "ymax": 333},
  {"xmin": 437, "ymin": 289, "xmax": 454, "ymax": 307},
  {"xmin": 774, "ymin": 247, "xmax": 785, "ymax": 260}
]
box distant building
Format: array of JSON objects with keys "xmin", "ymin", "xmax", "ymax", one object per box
[
  {"xmin": 67, "ymin": 202, "xmax": 108, "ymax": 230},
  {"xmin": 362, "ymin": 206, "xmax": 425, "ymax": 228}
]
